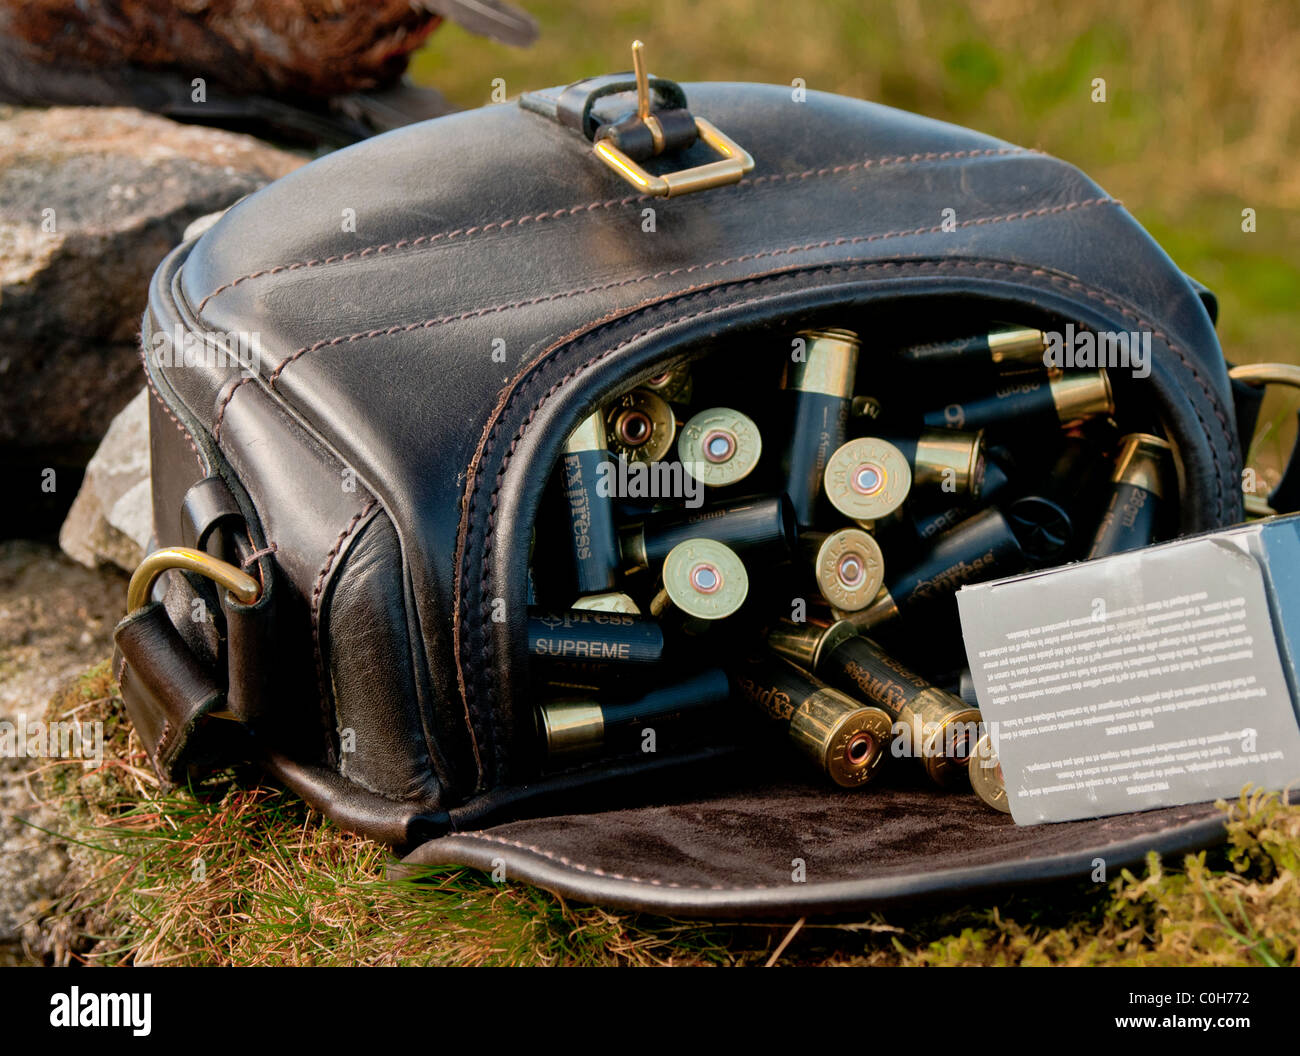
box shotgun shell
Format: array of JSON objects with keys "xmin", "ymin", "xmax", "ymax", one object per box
[
  {"xmin": 852, "ymin": 507, "xmax": 908, "ymax": 541},
  {"xmin": 678, "ymin": 407, "xmax": 763, "ymax": 487},
  {"xmin": 922, "ymin": 370, "xmax": 1113, "ymax": 433},
  {"xmin": 877, "ymin": 430, "xmax": 986, "ymax": 502},
  {"xmin": 958, "ymin": 667, "xmax": 980, "ymax": 710},
  {"xmin": 527, "ymin": 609, "xmax": 665, "ymax": 668},
  {"xmin": 650, "ymin": 538, "xmax": 749, "ymax": 622},
  {"xmin": 1002, "ymin": 493, "xmax": 1074, "ymax": 565},
  {"xmin": 801, "ymin": 527, "xmax": 885, "ymax": 612},
  {"xmin": 642, "ymin": 360, "xmax": 694, "ymax": 404},
  {"xmin": 851, "ymin": 394, "xmax": 884, "ymax": 423},
  {"xmin": 1087, "ymin": 433, "xmax": 1172, "ymax": 557},
  {"xmin": 1050, "ymin": 370, "xmax": 1116, "ymax": 426},
  {"xmin": 767, "ymin": 620, "xmax": 981, "ymax": 786},
  {"xmin": 1005, "ymin": 431, "xmax": 1109, "ymax": 563},
  {"xmin": 823, "ymin": 437, "xmax": 912, "ymax": 523},
  {"xmin": 731, "ymin": 653, "xmax": 893, "ymax": 788},
  {"xmin": 969, "ymin": 732, "xmax": 1011, "ymax": 813},
  {"xmin": 910, "ymin": 456, "xmax": 1011, "ymax": 542},
  {"xmin": 844, "ymin": 507, "xmax": 1027, "ymax": 632},
  {"xmin": 986, "ymin": 327, "xmax": 1050, "ymax": 367},
  {"xmin": 536, "ymin": 699, "xmax": 606, "ymax": 761},
  {"xmin": 780, "ymin": 328, "xmax": 859, "ymax": 526},
  {"xmin": 561, "ymin": 411, "xmax": 621, "ymax": 595},
  {"xmin": 619, "ymin": 494, "xmax": 796, "ymax": 571},
  {"xmin": 537, "ymin": 667, "xmax": 732, "ymax": 763},
  {"xmin": 572, "ymin": 591, "xmax": 642, "ymax": 614},
  {"xmin": 605, "ymin": 388, "xmax": 677, "ymax": 464},
  {"xmin": 899, "ymin": 326, "xmax": 1048, "ymax": 372},
  {"xmin": 764, "ymin": 617, "xmax": 860, "ymax": 672},
  {"xmin": 824, "ymin": 636, "xmax": 981, "ymax": 787}
]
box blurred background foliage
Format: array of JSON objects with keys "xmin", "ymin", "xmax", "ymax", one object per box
[{"xmin": 411, "ymin": 0, "xmax": 1300, "ymax": 477}]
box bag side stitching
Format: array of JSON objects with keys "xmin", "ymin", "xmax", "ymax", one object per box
[
  {"xmin": 194, "ymin": 146, "xmax": 1036, "ymax": 311},
  {"xmin": 139, "ymin": 345, "xmax": 204, "ymax": 471},
  {"xmin": 209, "ymin": 196, "xmax": 1118, "ymax": 441},
  {"xmin": 310, "ymin": 497, "xmax": 379, "ymax": 767},
  {"xmin": 444, "ymin": 831, "xmax": 757, "ymax": 890},
  {"xmin": 437, "ymin": 803, "xmax": 1220, "ymax": 892}
]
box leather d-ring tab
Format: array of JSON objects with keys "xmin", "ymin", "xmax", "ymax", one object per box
[
  {"xmin": 115, "ymin": 601, "xmax": 226, "ymax": 784},
  {"xmin": 520, "ymin": 73, "xmax": 690, "ymax": 142},
  {"xmin": 181, "ymin": 475, "xmax": 243, "ymax": 551},
  {"xmin": 224, "ymin": 559, "xmax": 281, "ymax": 729}
]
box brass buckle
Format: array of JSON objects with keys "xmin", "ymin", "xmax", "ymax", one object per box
[
  {"xmin": 1228, "ymin": 363, "xmax": 1300, "ymax": 519},
  {"xmin": 593, "ymin": 42, "xmax": 754, "ymax": 198},
  {"xmin": 595, "ymin": 117, "xmax": 753, "ymax": 198},
  {"xmin": 128, "ymin": 546, "xmax": 261, "ymax": 613}
]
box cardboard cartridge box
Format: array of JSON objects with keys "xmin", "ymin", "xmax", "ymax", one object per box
[{"xmin": 957, "ymin": 513, "xmax": 1300, "ymax": 825}]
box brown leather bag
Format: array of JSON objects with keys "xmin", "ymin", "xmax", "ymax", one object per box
[{"xmin": 117, "ymin": 69, "xmax": 1258, "ymax": 917}]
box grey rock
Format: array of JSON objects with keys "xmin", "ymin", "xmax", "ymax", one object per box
[
  {"xmin": 59, "ymin": 387, "xmax": 152, "ymax": 572},
  {"xmin": 0, "ymin": 105, "xmax": 303, "ymax": 533}
]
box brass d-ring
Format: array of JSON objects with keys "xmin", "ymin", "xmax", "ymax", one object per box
[
  {"xmin": 127, "ymin": 546, "xmax": 261, "ymax": 613},
  {"xmin": 1228, "ymin": 363, "xmax": 1300, "ymax": 388},
  {"xmin": 1229, "ymin": 362, "xmax": 1300, "ymax": 520}
]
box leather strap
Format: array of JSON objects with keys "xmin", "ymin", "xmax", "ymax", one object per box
[
  {"xmin": 521, "ymin": 74, "xmax": 687, "ymax": 138},
  {"xmin": 519, "ymin": 74, "xmax": 697, "ymax": 162},
  {"xmin": 597, "ymin": 108, "xmax": 698, "ymax": 162},
  {"xmin": 115, "ymin": 601, "xmax": 228, "ymax": 783}
]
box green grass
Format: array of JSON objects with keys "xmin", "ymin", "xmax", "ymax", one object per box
[{"xmin": 27, "ymin": 664, "xmax": 1300, "ymax": 966}]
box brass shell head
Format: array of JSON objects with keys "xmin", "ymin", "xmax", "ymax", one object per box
[{"xmin": 824, "ymin": 438, "xmax": 912, "ymax": 521}]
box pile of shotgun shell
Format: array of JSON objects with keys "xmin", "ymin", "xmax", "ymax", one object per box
[{"xmin": 525, "ymin": 326, "xmax": 1175, "ymax": 812}]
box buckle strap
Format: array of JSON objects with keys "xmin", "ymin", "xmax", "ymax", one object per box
[
  {"xmin": 519, "ymin": 72, "xmax": 688, "ymax": 144},
  {"xmin": 519, "ymin": 41, "xmax": 753, "ymax": 198},
  {"xmin": 117, "ymin": 546, "xmax": 265, "ymax": 783},
  {"xmin": 115, "ymin": 603, "xmax": 231, "ymax": 783}
]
